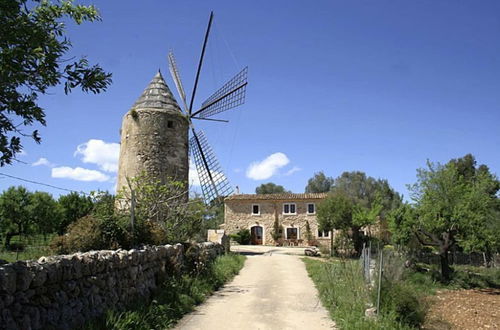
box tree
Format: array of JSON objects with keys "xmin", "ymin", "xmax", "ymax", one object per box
[
  {"xmin": 317, "ymin": 192, "xmax": 354, "ymax": 256},
  {"xmin": 29, "ymin": 191, "xmax": 61, "ymax": 237},
  {"xmin": 331, "ymin": 171, "xmax": 402, "ymax": 214},
  {"xmin": 0, "ymin": 186, "xmax": 32, "ymax": 248},
  {"xmin": 0, "ymin": 0, "xmax": 112, "ymax": 165},
  {"xmin": 117, "ymin": 173, "xmax": 203, "ymax": 244},
  {"xmin": 255, "ymin": 182, "xmax": 289, "ymax": 194},
  {"xmin": 57, "ymin": 192, "xmax": 93, "ymax": 234},
  {"xmin": 329, "ymin": 171, "xmax": 402, "ymax": 249},
  {"xmin": 305, "ymin": 171, "xmax": 334, "ymax": 193},
  {"xmin": 397, "ymin": 155, "xmax": 500, "ymax": 279}
]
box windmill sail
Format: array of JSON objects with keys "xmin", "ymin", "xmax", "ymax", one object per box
[
  {"xmin": 168, "ymin": 51, "xmax": 188, "ymax": 112},
  {"xmin": 191, "ymin": 67, "xmax": 248, "ymax": 118},
  {"xmin": 190, "ymin": 130, "xmax": 233, "ymax": 203}
]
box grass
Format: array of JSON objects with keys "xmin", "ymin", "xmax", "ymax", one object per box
[
  {"xmin": 304, "ymin": 258, "xmax": 416, "ymax": 330},
  {"xmin": 85, "ymin": 253, "xmax": 245, "ymax": 330},
  {"xmin": 406, "ymin": 263, "xmax": 500, "ymax": 292},
  {"xmin": 0, "ymin": 234, "xmax": 56, "ymax": 263},
  {"xmin": 304, "ymin": 257, "xmax": 500, "ymax": 330}
]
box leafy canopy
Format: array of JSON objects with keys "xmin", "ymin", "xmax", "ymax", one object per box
[
  {"xmin": 0, "ymin": 0, "xmax": 112, "ymax": 165},
  {"xmin": 255, "ymin": 182, "xmax": 289, "ymax": 194},
  {"xmin": 305, "ymin": 171, "xmax": 334, "ymax": 193}
]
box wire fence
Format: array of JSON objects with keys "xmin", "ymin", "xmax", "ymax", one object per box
[{"xmin": 0, "ymin": 234, "xmax": 55, "ymax": 263}]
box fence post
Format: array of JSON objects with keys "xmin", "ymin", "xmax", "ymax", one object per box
[{"xmin": 376, "ymin": 247, "xmax": 383, "ymax": 316}]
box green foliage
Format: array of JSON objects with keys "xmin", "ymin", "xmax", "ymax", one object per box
[
  {"xmin": 51, "ymin": 215, "xmax": 103, "ymax": 253},
  {"xmin": 0, "ymin": 186, "xmax": 33, "ymax": 248},
  {"xmin": 331, "ymin": 171, "xmax": 402, "ymax": 218},
  {"xmin": 304, "ymin": 259, "xmax": 412, "ymax": 329},
  {"xmin": 396, "ymin": 154, "xmax": 500, "ymax": 279},
  {"xmin": 118, "ymin": 173, "xmax": 202, "ymax": 244},
  {"xmin": 0, "ymin": 0, "xmax": 112, "ymax": 165},
  {"xmin": 230, "ymin": 229, "xmax": 251, "ymax": 245},
  {"xmin": 377, "ymin": 280, "xmax": 425, "ymax": 328},
  {"xmin": 29, "ymin": 191, "xmax": 61, "ymax": 236},
  {"xmin": 0, "ymin": 234, "xmax": 55, "ymax": 262},
  {"xmin": 58, "ymin": 192, "xmax": 93, "ymax": 234},
  {"xmin": 317, "ymin": 192, "xmax": 354, "ymax": 232},
  {"xmin": 86, "ymin": 254, "xmax": 245, "ymax": 330},
  {"xmin": 255, "ymin": 182, "xmax": 289, "ymax": 194},
  {"xmin": 305, "ymin": 171, "xmax": 334, "ymax": 193},
  {"xmin": 332, "ymin": 231, "xmax": 354, "ymax": 258}
]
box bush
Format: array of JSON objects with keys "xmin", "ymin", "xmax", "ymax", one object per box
[
  {"xmin": 230, "ymin": 229, "xmax": 251, "ymax": 245},
  {"xmin": 377, "ymin": 279, "xmax": 425, "ymax": 328},
  {"xmin": 51, "ymin": 215, "xmax": 103, "ymax": 254}
]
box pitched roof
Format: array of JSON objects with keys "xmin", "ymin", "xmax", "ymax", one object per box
[
  {"xmin": 225, "ymin": 193, "xmax": 328, "ymax": 201},
  {"xmin": 132, "ymin": 71, "xmax": 181, "ymax": 112}
]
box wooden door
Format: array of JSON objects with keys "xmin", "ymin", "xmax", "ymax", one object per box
[{"xmin": 251, "ymin": 226, "xmax": 263, "ymax": 245}]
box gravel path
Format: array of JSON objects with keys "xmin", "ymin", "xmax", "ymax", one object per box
[{"xmin": 175, "ymin": 246, "xmax": 336, "ymax": 330}]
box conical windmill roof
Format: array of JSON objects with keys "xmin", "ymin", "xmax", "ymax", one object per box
[{"xmin": 132, "ymin": 71, "xmax": 181, "ymax": 112}]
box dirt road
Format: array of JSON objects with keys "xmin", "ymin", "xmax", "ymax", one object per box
[{"xmin": 175, "ymin": 246, "xmax": 335, "ymax": 330}]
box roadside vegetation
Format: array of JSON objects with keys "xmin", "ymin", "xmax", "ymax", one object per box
[
  {"xmin": 307, "ymin": 154, "xmax": 500, "ymax": 329},
  {"xmin": 0, "ymin": 174, "xmax": 225, "ymax": 262},
  {"xmin": 85, "ymin": 253, "xmax": 245, "ymax": 330},
  {"xmin": 305, "ymin": 257, "xmax": 500, "ymax": 330}
]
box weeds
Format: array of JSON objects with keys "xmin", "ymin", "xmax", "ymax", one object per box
[
  {"xmin": 304, "ymin": 258, "xmax": 415, "ymax": 329},
  {"xmin": 85, "ymin": 253, "xmax": 245, "ymax": 330}
]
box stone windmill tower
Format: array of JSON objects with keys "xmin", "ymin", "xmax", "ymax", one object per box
[
  {"xmin": 117, "ymin": 12, "xmax": 248, "ymax": 206},
  {"xmin": 116, "ymin": 71, "xmax": 189, "ymax": 201}
]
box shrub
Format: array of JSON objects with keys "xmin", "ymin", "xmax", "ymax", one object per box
[
  {"xmin": 377, "ymin": 279, "xmax": 425, "ymax": 328},
  {"xmin": 230, "ymin": 229, "xmax": 251, "ymax": 245},
  {"xmin": 51, "ymin": 215, "xmax": 103, "ymax": 254}
]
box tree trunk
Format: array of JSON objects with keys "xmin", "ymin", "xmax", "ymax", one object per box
[
  {"xmin": 484, "ymin": 246, "xmax": 493, "ymax": 268},
  {"xmin": 351, "ymin": 226, "xmax": 363, "ymax": 257},
  {"xmin": 330, "ymin": 233, "xmax": 334, "ymax": 257},
  {"xmin": 438, "ymin": 231, "xmax": 455, "ymax": 281},
  {"xmin": 439, "ymin": 250, "xmax": 451, "ymax": 281},
  {"xmin": 4, "ymin": 231, "xmax": 19, "ymax": 249}
]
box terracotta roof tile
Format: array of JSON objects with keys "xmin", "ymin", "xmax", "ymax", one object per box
[{"xmin": 225, "ymin": 193, "xmax": 328, "ymax": 201}]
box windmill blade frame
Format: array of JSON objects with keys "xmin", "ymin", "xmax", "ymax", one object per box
[
  {"xmin": 168, "ymin": 51, "xmax": 188, "ymax": 112},
  {"xmin": 191, "ymin": 66, "xmax": 248, "ymax": 119},
  {"xmin": 190, "ymin": 130, "xmax": 233, "ymax": 203}
]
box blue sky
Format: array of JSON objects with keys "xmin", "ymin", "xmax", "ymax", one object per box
[{"xmin": 2, "ymin": 0, "xmax": 500, "ymax": 199}]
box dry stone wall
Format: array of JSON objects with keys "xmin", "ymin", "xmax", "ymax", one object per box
[{"xmin": 0, "ymin": 242, "xmax": 224, "ymax": 330}]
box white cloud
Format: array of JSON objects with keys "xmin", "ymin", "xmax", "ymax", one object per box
[
  {"xmin": 285, "ymin": 166, "xmax": 302, "ymax": 176},
  {"xmin": 189, "ymin": 160, "xmax": 201, "ymax": 187},
  {"xmin": 189, "ymin": 159, "xmax": 229, "ymax": 189},
  {"xmin": 52, "ymin": 166, "xmax": 110, "ymax": 182},
  {"xmin": 19, "ymin": 150, "xmax": 28, "ymax": 157},
  {"xmin": 246, "ymin": 152, "xmax": 290, "ymax": 180},
  {"xmin": 32, "ymin": 157, "xmax": 55, "ymax": 168},
  {"xmin": 75, "ymin": 139, "xmax": 120, "ymax": 173}
]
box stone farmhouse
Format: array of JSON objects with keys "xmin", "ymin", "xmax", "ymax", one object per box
[{"xmin": 224, "ymin": 193, "xmax": 332, "ymax": 246}]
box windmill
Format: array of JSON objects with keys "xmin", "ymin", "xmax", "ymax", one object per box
[{"xmin": 168, "ymin": 12, "xmax": 248, "ymax": 204}]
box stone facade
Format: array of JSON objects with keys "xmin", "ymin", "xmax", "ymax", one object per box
[
  {"xmin": 224, "ymin": 193, "xmax": 333, "ymax": 245},
  {"xmin": 0, "ymin": 243, "xmax": 223, "ymax": 330},
  {"xmin": 116, "ymin": 71, "xmax": 189, "ymax": 202}
]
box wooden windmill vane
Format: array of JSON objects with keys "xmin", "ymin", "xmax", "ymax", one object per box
[{"xmin": 168, "ymin": 11, "xmax": 248, "ymax": 204}]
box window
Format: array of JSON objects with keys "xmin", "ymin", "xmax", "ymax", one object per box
[
  {"xmin": 286, "ymin": 227, "xmax": 298, "ymax": 239},
  {"xmin": 307, "ymin": 203, "xmax": 315, "ymax": 214},
  {"xmin": 167, "ymin": 120, "xmax": 174, "ymax": 128},
  {"xmin": 283, "ymin": 203, "xmax": 296, "ymax": 215},
  {"xmin": 251, "ymin": 204, "xmax": 260, "ymax": 215},
  {"xmin": 317, "ymin": 230, "xmax": 330, "ymax": 238}
]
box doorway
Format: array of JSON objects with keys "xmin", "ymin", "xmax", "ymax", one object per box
[{"xmin": 250, "ymin": 226, "xmax": 263, "ymax": 245}]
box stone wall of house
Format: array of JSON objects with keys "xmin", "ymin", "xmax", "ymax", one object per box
[
  {"xmin": 225, "ymin": 199, "xmax": 333, "ymax": 245},
  {"xmin": 0, "ymin": 242, "xmax": 224, "ymax": 330}
]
